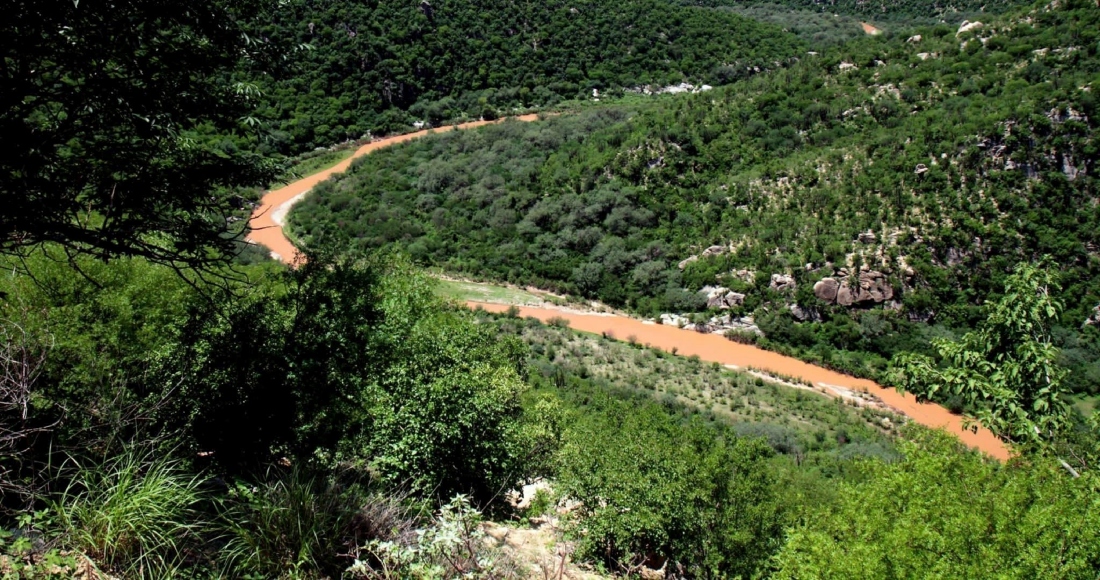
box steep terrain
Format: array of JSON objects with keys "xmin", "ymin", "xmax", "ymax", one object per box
[
  {"xmin": 245, "ymin": 0, "xmax": 804, "ymax": 151},
  {"xmin": 289, "ymin": 1, "xmax": 1100, "ymax": 394}
]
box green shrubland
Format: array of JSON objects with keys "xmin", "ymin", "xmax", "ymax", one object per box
[{"xmin": 289, "ymin": 1, "xmax": 1100, "ymax": 398}]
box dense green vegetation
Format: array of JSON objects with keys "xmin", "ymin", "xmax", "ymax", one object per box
[
  {"xmin": 290, "ymin": 1, "xmax": 1100, "ymax": 396},
  {"xmin": 6, "ymin": 0, "xmax": 1100, "ymax": 577},
  {"xmin": 689, "ymin": 0, "xmax": 1027, "ymax": 23},
  {"xmin": 248, "ymin": 0, "xmax": 806, "ymax": 152}
]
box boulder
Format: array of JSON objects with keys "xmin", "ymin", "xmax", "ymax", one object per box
[
  {"xmin": 677, "ymin": 255, "xmax": 698, "ymax": 269},
  {"xmin": 789, "ymin": 304, "xmax": 821, "ymax": 322},
  {"xmin": 906, "ymin": 34, "xmax": 922, "ymax": 43},
  {"xmin": 813, "ymin": 277, "xmax": 840, "ymax": 302},
  {"xmin": 701, "ymin": 286, "xmax": 746, "ymax": 309},
  {"xmin": 836, "ymin": 285, "xmax": 855, "ymax": 306},
  {"xmin": 858, "ymin": 230, "xmax": 877, "ymax": 244},
  {"xmin": 855, "ymin": 271, "xmax": 894, "ymax": 304},
  {"xmin": 957, "ymin": 20, "xmax": 983, "ymax": 35},
  {"xmin": 915, "ymin": 163, "xmax": 929, "ymax": 174},
  {"xmin": 700, "ymin": 245, "xmax": 727, "ymax": 258},
  {"xmin": 769, "ymin": 273, "xmax": 796, "ymax": 292},
  {"xmin": 1086, "ymin": 304, "xmax": 1100, "ymax": 326},
  {"xmin": 731, "ymin": 269, "xmax": 755, "ymax": 283}
]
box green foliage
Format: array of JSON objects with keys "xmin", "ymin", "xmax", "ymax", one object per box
[
  {"xmin": 348, "ymin": 495, "xmax": 518, "ymax": 579},
  {"xmin": 890, "ymin": 262, "xmax": 1072, "ymax": 446},
  {"xmin": 772, "ymin": 427, "xmax": 1100, "ymax": 578},
  {"xmin": 221, "ymin": 469, "xmax": 413, "ymax": 579},
  {"xmin": 558, "ymin": 403, "xmax": 783, "ymax": 577},
  {"xmin": 249, "ymin": 0, "xmax": 805, "ymax": 151},
  {"xmin": 53, "ymin": 449, "xmax": 206, "ymax": 579},
  {"xmin": 2, "ymin": 0, "xmax": 278, "ymax": 268},
  {"xmin": 160, "ymin": 254, "xmax": 532, "ymax": 500},
  {"xmin": 290, "ymin": 2, "xmax": 1100, "ymax": 393}
]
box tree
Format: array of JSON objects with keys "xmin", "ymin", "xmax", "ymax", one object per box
[
  {"xmin": 889, "ymin": 262, "xmax": 1071, "ymax": 447},
  {"xmin": 773, "ymin": 427, "xmax": 1100, "ymax": 579},
  {"xmin": 1, "ymin": 0, "xmax": 278, "ymax": 270}
]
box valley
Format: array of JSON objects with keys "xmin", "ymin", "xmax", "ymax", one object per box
[{"xmin": 4, "ymin": 0, "xmax": 1099, "ymax": 577}]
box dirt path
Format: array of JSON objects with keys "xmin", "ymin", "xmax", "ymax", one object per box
[
  {"xmin": 246, "ymin": 114, "xmax": 542, "ymax": 263},
  {"xmin": 473, "ymin": 302, "xmax": 1011, "ymax": 460}
]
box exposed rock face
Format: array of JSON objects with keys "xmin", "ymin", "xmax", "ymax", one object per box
[
  {"xmin": 836, "ymin": 285, "xmax": 855, "ymax": 306},
  {"xmin": 790, "ymin": 304, "xmax": 821, "ymax": 322},
  {"xmin": 820, "ymin": 271, "xmax": 893, "ymax": 306},
  {"xmin": 858, "ymin": 230, "xmax": 877, "ymax": 244},
  {"xmin": 1086, "ymin": 304, "xmax": 1100, "ymax": 326},
  {"xmin": 770, "ymin": 274, "xmax": 796, "ymax": 292},
  {"xmin": 957, "ymin": 20, "xmax": 983, "ymax": 35},
  {"xmin": 731, "ymin": 269, "xmax": 755, "ymax": 283},
  {"xmin": 700, "ymin": 245, "xmax": 726, "ymax": 258},
  {"xmin": 700, "ymin": 286, "xmax": 744, "ymax": 309},
  {"xmin": 855, "ymin": 270, "xmax": 894, "ymax": 303},
  {"xmin": 677, "ymin": 255, "xmax": 698, "ymax": 269},
  {"xmin": 813, "ymin": 277, "xmax": 839, "ymax": 302},
  {"xmin": 906, "ymin": 34, "xmax": 922, "ymax": 43},
  {"xmin": 915, "ymin": 163, "xmax": 929, "ymax": 174}
]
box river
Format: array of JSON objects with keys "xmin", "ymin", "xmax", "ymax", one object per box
[{"xmin": 246, "ymin": 116, "xmax": 1011, "ymax": 461}]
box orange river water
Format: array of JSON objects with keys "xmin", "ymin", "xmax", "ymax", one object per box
[{"xmin": 247, "ymin": 115, "xmax": 1011, "ymax": 461}]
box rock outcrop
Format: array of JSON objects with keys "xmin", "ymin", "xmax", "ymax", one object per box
[
  {"xmin": 769, "ymin": 274, "xmax": 796, "ymax": 292},
  {"xmin": 813, "ymin": 277, "xmax": 839, "ymax": 302},
  {"xmin": 815, "ymin": 271, "xmax": 894, "ymax": 306},
  {"xmin": 700, "ymin": 286, "xmax": 745, "ymax": 309}
]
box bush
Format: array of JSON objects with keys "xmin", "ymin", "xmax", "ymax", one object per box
[
  {"xmin": 53, "ymin": 449, "xmax": 206, "ymax": 578},
  {"xmin": 557, "ymin": 403, "xmax": 783, "ymax": 577},
  {"xmin": 221, "ymin": 469, "xmax": 416, "ymax": 578},
  {"xmin": 347, "ymin": 495, "xmax": 520, "ymax": 579}
]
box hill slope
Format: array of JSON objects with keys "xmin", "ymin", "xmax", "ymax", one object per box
[
  {"xmin": 247, "ymin": 0, "xmax": 804, "ymax": 151},
  {"xmin": 289, "ymin": 1, "xmax": 1100, "ymax": 392}
]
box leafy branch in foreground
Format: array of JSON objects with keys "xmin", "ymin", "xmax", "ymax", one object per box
[
  {"xmin": 1, "ymin": 0, "xmax": 279, "ymax": 271},
  {"xmin": 889, "ymin": 262, "xmax": 1071, "ymax": 447}
]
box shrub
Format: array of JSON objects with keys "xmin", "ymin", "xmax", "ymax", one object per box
[
  {"xmin": 222, "ymin": 469, "xmax": 417, "ymax": 578},
  {"xmin": 53, "ymin": 450, "xmax": 206, "ymax": 579}
]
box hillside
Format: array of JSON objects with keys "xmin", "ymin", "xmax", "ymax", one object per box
[
  {"xmin": 289, "ymin": 1, "xmax": 1100, "ymax": 395},
  {"xmin": 246, "ymin": 0, "xmax": 805, "ymax": 151}
]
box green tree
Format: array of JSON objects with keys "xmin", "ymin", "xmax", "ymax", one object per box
[
  {"xmin": 773, "ymin": 427, "xmax": 1100, "ymax": 579},
  {"xmin": 1, "ymin": 0, "xmax": 278, "ymax": 269},
  {"xmin": 557, "ymin": 403, "xmax": 782, "ymax": 577},
  {"xmin": 889, "ymin": 263, "xmax": 1071, "ymax": 447}
]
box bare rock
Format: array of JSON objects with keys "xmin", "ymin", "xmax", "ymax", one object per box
[
  {"xmin": 731, "ymin": 269, "xmax": 756, "ymax": 283},
  {"xmin": 957, "ymin": 20, "xmax": 983, "ymax": 35},
  {"xmin": 1086, "ymin": 304, "xmax": 1100, "ymax": 326},
  {"xmin": 915, "ymin": 163, "xmax": 929, "ymax": 175},
  {"xmin": 836, "ymin": 285, "xmax": 855, "ymax": 306},
  {"xmin": 855, "ymin": 271, "xmax": 894, "ymax": 303},
  {"xmin": 700, "ymin": 245, "xmax": 727, "ymax": 258},
  {"xmin": 814, "ymin": 277, "xmax": 839, "ymax": 302},
  {"xmin": 725, "ymin": 291, "xmax": 746, "ymax": 306},
  {"xmin": 906, "ymin": 34, "xmax": 922, "ymax": 43},
  {"xmin": 769, "ymin": 273, "xmax": 796, "ymax": 292},
  {"xmin": 790, "ymin": 304, "xmax": 821, "ymax": 322},
  {"xmin": 677, "ymin": 255, "xmax": 699, "ymax": 269},
  {"xmin": 858, "ymin": 230, "xmax": 877, "ymax": 244}
]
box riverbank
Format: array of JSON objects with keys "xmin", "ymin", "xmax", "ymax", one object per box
[
  {"xmin": 245, "ymin": 115, "xmax": 1011, "ymax": 461},
  {"xmin": 472, "ymin": 301, "xmax": 1010, "ymax": 460},
  {"xmin": 246, "ymin": 114, "xmax": 541, "ymax": 263}
]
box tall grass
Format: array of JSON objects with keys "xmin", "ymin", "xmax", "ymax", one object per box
[
  {"xmin": 221, "ymin": 469, "xmax": 417, "ymax": 579},
  {"xmin": 53, "ymin": 449, "xmax": 207, "ymax": 578}
]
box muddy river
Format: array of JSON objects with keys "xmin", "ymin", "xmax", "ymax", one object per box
[{"xmin": 247, "ymin": 116, "xmax": 1011, "ymax": 461}]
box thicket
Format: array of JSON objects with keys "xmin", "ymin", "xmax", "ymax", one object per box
[
  {"xmin": 245, "ymin": 0, "xmax": 806, "ymax": 152},
  {"xmin": 686, "ymin": 0, "xmax": 1028, "ymax": 23},
  {"xmin": 290, "ymin": 1, "xmax": 1100, "ymax": 396}
]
